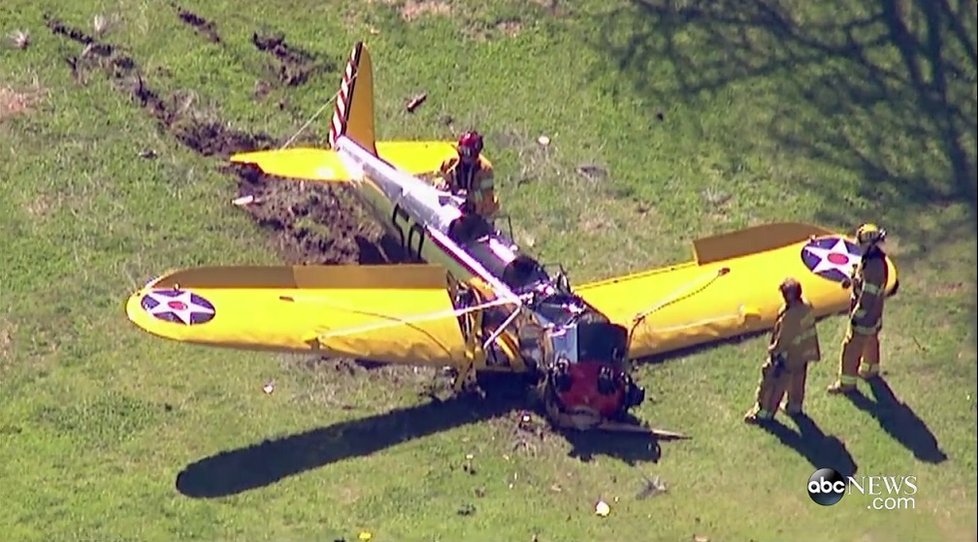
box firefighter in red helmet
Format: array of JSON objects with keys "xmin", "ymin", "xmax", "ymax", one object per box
[{"xmin": 438, "ymin": 131, "xmax": 499, "ymax": 221}]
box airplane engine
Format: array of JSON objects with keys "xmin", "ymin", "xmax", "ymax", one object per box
[{"xmin": 540, "ymin": 320, "xmax": 645, "ymax": 426}]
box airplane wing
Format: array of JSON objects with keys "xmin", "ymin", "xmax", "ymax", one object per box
[
  {"xmin": 228, "ymin": 148, "xmax": 351, "ymax": 181},
  {"xmin": 228, "ymin": 141, "xmax": 467, "ymax": 181},
  {"xmin": 574, "ymin": 223, "xmax": 899, "ymax": 360},
  {"xmin": 124, "ymin": 264, "xmax": 483, "ymax": 366}
]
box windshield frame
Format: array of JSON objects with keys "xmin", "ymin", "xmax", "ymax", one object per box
[{"xmin": 575, "ymin": 321, "xmax": 629, "ymax": 364}]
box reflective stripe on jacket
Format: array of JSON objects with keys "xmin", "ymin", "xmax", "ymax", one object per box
[{"xmin": 850, "ymin": 249, "xmax": 888, "ymax": 334}]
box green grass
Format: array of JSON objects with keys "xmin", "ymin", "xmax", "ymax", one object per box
[{"xmin": 1, "ymin": 0, "xmax": 976, "ymax": 540}]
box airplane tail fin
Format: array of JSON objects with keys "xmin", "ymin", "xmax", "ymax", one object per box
[
  {"xmin": 328, "ymin": 41, "xmax": 377, "ymax": 155},
  {"xmin": 229, "ymin": 42, "xmax": 459, "ymax": 180}
]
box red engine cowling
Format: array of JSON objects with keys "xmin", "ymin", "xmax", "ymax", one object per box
[{"xmin": 551, "ymin": 359, "xmax": 631, "ymax": 418}]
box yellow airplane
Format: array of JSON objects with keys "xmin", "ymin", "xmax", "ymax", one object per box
[{"xmin": 124, "ymin": 41, "xmax": 899, "ymax": 435}]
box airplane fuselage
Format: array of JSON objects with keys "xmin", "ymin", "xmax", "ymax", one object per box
[
  {"xmin": 335, "ymin": 138, "xmax": 485, "ymax": 285},
  {"xmin": 334, "ymin": 137, "xmax": 534, "ymax": 371},
  {"xmin": 332, "ymin": 136, "xmax": 646, "ymax": 420}
]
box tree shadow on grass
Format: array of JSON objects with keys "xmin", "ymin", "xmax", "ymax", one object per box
[
  {"xmin": 175, "ymin": 376, "xmax": 663, "ymax": 498},
  {"xmin": 589, "ymin": 0, "xmax": 975, "ymax": 237},
  {"xmin": 588, "ymin": 0, "xmax": 976, "ymax": 331},
  {"xmin": 845, "ymin": 377, "xmax": 948, "ymax": 463}
]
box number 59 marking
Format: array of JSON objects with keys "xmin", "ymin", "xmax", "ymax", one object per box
[{"xmin": 392, "ymin": 204, "xmax": 426, "ymax": 261}]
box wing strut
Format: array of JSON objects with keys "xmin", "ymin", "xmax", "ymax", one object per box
[
  {"xmin": 312, "ymin": 296, "xmax": 515, "ymax": 342},
  {"xmin": 481, "ymin": 307, "xmax": 523, "ymax": 351}
]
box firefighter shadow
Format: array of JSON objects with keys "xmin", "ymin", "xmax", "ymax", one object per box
[
  {"xmin": 760, "ymin": 414, "xmax": 858, "ymax": 477},
  {"xmin": 845, "ymin": 377, "xmax": 948, "ymax": 464}
]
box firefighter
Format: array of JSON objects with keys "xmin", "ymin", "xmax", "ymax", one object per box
[
  {"xmin": 744, "ymin": 278, "xmax": 821, "ymax": 423},
  {"xmin": 828, "ymin": 223, "xmax": 889, "ymax": 394},
  {"xmin": 438, "ymin": 131, "xmax": 499, "ymax": 221}
]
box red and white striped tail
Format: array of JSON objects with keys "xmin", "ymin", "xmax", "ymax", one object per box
[{"xmin": 328, "ymin": 43, "xmax": 363, "ymax": 149}]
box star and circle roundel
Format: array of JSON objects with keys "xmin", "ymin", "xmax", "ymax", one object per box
[
  {"xmin": 140, "ymin": 289, "xmax": 216, "ymax": 325},
  {"xmin": 800, "ymin": 236, "xmax": 862, "ymax": 283}
]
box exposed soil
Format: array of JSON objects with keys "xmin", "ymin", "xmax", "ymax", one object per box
[
  {"xmin": 45, "ymin": 14, "xmax": 400, "ymax": 268},
  {"xmin": 171, "ymin": 3, "xmax": 221, "ymax": 43},
  {"xmin": 251, "ymin": 31, "xmax": 329, "ymax": 87}
]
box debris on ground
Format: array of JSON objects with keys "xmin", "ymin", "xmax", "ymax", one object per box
[
  {"xmin": 636, "ymin": 473, "xmax": 668, "ymax": 499},
  {"xmin": 406, "ymin": 92, "xmax": 427, "ymax": 112},
  {"xmin": 463, "ymin": 453, "xmax": 476, "ymax": 475},
  {"xmin": 9, "ymin": 30, "xmax": 30, "ymax": 49},
  {"xmin": 262, "ymin": 380, "xmax": 275, "ymax": 394},
  {"xmin": 595, "ymin": 499, "xmax": 610, "ymax": 517},
  {"xmin": 537, "ymin": 135, "xmax": 550, "ymax": 146},
  {"xmin": 511, "ymin": 410, "xmax": 547, "ymax": 455},
  {"xmin": 357, "ymin": 532, "xmax": 372, "ymax": 541},
  {"xmin": 232, "ymin": 194, "xmax": 258, "ymax": 206},
  {"xmin": 457, "ymin": 503, "xmax": 476, "ymax": 516},
  {"xmin": 576, "ymin": 164, "xmax": 607, "ymax": 180}
]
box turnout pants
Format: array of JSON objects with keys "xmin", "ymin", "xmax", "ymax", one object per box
[
  {"xmin": 837, "ymin": 327, "xmax": 881, "ymax": 386},
  {"xmin": 754, "ymin": 359, "xmax": 808, "ymax": 416}
]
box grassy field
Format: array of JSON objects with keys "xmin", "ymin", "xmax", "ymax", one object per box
[{"xmin": 1, "ymin": 0, "xmax": 975, "ymax": 540}]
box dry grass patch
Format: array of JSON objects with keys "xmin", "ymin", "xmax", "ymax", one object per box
[
  {"xmin": 388, "ymin": 0, "xmax": 452, "ymax": 21},
  {"xmin": 0, "ymin": 319, "xmax": 14, "ymax": 360},
  {"xmin": 496, "ymin": 20, "xmax": 522, "ymax": 36},
  {"xmin": 0, "ymin": 84, "xmax": 46, "ymax": 121}
]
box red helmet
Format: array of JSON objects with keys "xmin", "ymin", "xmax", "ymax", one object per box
[{"xmin": 457, "ymin": 131, "xmax": 483, "ymax": 158}]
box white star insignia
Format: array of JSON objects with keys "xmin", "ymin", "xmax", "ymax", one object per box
[
  {"xmin": 804, "ymin": 238, "xmax": 860, "ymax": 277},
  {"xmin": 145, "ymin": 290, "xmax": 214, "ymax": 325}
]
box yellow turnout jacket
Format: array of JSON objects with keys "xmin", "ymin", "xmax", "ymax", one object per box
[{"xmin": 769, "ymin": 299, "xmax": 821, "ymax": 369}]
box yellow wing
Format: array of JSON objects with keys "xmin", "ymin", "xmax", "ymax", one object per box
[
  {"xmin": 575, "ymin": 223, "xmax": 899, "ymax": 360},
  {"xmin": 228, "ymin": 141, "xmax": 468, "ymax": 182},
  {"xmin": 377, "ymin": 141, "xmax": 461, "ymax": 173},
  {"xmin": 228, "ymin": 148, "xmax": 350, "ymax": 181},
  {"xmin": 124, "ymin": 264, "xmax": 473, "ymax": 367}
]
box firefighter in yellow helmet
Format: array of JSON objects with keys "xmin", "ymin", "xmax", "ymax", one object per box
[
  {"xmin": 827, "ymin": 223, "xmax": 889, "ymax": 394},
  {"xmin": 438, "ymin": 131, "xmax": 499, "ymax": 222},
  {"xmin": 744, "ymin": 278, "xmax": 821, "ymax": 423}
]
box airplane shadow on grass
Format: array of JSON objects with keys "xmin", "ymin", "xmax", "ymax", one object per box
[{"xmin": 175, "ymin": 378, "xmax": 663, "ymax": 499}]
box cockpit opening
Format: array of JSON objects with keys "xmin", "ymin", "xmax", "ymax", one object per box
[
  {"xmin": 501, "ymin": 254, "xmax": 550, "ymax": 291},
  {"xmin": 448, "ymin": 213, "xmax": 495, "ymax": 245},
  {"xmin": 576, "ymin": 321, "xmax": 629, "ymax": 365}
]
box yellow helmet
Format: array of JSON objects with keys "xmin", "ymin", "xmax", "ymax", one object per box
[{"xmin": 856, "ymin": 223, "xmax": 886, "ymax": 245}]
